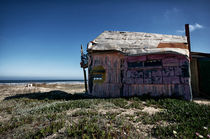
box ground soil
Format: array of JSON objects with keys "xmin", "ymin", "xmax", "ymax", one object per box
[{"xmin": 0, "ymin": 83, "xmax": 85, "ymax": 101}]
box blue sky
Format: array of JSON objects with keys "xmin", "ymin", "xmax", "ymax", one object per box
[{"xmin": 0, "ymin": 0, "xmax": 209, "ymax": 80}]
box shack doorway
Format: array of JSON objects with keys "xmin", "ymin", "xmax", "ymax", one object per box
[{"xmin": 198, "ymin": 58, "xmax": 210, "ymax": 97}]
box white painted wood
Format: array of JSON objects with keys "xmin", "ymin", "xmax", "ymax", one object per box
[{"xmin": 88, "ymin": 31, "xmax": 189, "ymax": 57}]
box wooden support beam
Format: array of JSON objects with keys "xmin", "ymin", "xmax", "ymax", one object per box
[
  {"xmin": 83, "ymin": 68, "xmax": 88, "ymax": 93},
  {"xmin": 81, "ymin": 45, "xmax": 88, "ymax": 93},
  {"xmin": 185, "ymin": 24, "xmax": 191, "ymax": 60}
]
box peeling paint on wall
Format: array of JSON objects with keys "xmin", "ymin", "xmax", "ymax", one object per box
[
  {"xmin": 123, "ymin": 53, "xmax": 191, "ymax": 100},
  {"xmin": 88, "ymin": 52, "xmax": 191, "ymax": 100}
]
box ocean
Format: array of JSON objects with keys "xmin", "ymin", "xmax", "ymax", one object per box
[{"xmin": 0, "ymin": 80, "xmax": 84, "ymax": 85}]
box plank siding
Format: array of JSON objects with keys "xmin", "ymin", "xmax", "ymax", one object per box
[
  {"xmin": 190, "ymin": 58, "xmax": 200, "ymax": 97},
  {"xmin": 89, "ymin": 52, "xmax": 123, "ymax": 97},
  {"xmin": 88, "ymin": 52, "xmax": 192, "ymax": 100}
]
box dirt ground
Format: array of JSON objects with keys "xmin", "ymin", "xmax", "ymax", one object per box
[
  {"xmin": 193, "ymin": 98, "xmax": 210, "ymax": 105},
  {"xmin": 0, "ymin": 83, "xmax": 85, "ymax": 101},
  {"xmin": 0, "ymin": 83, "xmax": 209, "ymax": 105},
  {"xmin": 0, "ymin": 84, "xmax": 209, "ymax": 138}
]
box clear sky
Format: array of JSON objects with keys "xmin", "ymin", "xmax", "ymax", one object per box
[{"xmin": 0, "ymin": 0, "xmax": 209, "ymax": 80}]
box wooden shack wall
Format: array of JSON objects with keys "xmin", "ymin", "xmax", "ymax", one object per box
[
  {"xmin": 88, "ymin": 52, "xmax": 192, "ymax": 100},
  {"xmin": 88, "ymin": 52, "xmax": 123, "ymax": 97},
  {"xmin": 123, "ymin": 54, "xmax": 192, "ymax": 100},
  {"xmin": 190, "ymin": 58, "xmax": 200, "ymax": 97}
]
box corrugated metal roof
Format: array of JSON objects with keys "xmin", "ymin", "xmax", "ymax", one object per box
[{"xmin": 88, "ymin": 31, "xmax": 189, "ymax": 56}]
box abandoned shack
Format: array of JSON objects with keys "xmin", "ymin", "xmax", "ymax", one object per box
[{"xmin": 81, "ymin": 30, "xmax": 192, "ymax": 100}]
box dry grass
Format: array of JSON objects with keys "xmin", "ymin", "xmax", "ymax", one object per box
[{"xmin": 0, "ymin": 84, "xmax": 209, "ymax": 139}]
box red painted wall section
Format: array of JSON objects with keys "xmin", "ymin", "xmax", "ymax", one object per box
[
  {"xmin": 127, "ymin": 56, "xmax": 147, "ymax": 62},
  {"xmin": 123, "ymin": 53, "xmax": 192, "ymax": 100}
]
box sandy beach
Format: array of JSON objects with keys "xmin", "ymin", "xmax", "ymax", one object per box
[
  {"xmin": 0, "ymin": 83, "xmax": 85, "ymax": 101},
  {"xmin": 1, "ymin": 83, "xmax": 209, "ymax": 104}
]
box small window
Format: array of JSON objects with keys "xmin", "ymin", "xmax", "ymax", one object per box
[
  {"xmin": 128, "ymin": 61, "xmax": 143, "ymax": 68},
  {"xmin": 144, "ymin": 60, "xmax": 162, "ymax": 67}
]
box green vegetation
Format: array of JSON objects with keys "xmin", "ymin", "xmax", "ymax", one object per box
[
  {"xmin": 26, "ymin": 120, "xmax": 65, "ymax": 139},
  {"xmin": 150, "ymin": 99, "xmax": 210, "ymax": 138},
  {"xmin": 0, "ymin": 93, "xmax": 209, "ymax": 139}
]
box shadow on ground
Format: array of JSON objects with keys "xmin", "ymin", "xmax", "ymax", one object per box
[
  {"xmin": 5, "ymin": 90, "xmax": 209, "ymax": 102},
  {"xmin": 4, "ymin": 90, "xmax": 91, "ymax": 101}
]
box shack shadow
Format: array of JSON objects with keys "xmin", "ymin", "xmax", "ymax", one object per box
[
  {"xmin": 4, "ymin": 90, "xmax": 188, "ymax": 101},
  {"xmin": 4, "ymin": 90, "xmax": 92, "ymax": 101}
]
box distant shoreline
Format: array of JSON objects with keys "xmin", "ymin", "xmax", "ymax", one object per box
[{"xmin": 0, "ymin": 80, "xmax": 85, "ymax": 84}]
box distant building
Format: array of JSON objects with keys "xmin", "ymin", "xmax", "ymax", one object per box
[
  {"xmin": 26, "ymin": 83, "xmax": 33, "ymax": 87},
  {"xmin": 81, "ymin": 30, "xmax": 192, "ymax": 100}
]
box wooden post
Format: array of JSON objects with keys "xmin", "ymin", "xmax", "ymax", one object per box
[
  {"xmin": 185, "ymin": 24, "xmax": 191, "ymax": 60},
  {"xmin": 81, "ymin": 45, "xmax": 88, "ymax": 93},
  {"xmin": 185, "ymin": 24, "xmax": 193, "ymax": 101},
  {"xmin": 83, "ymin": 68, "xmax": 88, "ymax": 93}
]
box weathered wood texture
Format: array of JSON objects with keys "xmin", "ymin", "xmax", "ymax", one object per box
[
  {"xmin": 123, "ymin": 53, "xmax": 191, "ymax": 100},
  {"xmin": 88, "ymin": 52, "xmax": 192, "ymax": 100},
  {"xmin": 88, "ymin": 52, "xmax": 123, "ymax": 97},
  {"xmin": 190, "ymin": 58, "xmax": 200, "ymax": 97},
  {"xmin": 197, "ymin": 58, "xmax": 210, "ymax": 96}
]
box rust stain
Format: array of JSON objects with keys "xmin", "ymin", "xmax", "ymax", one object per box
[{"xmin": 157, "ymin": 43, "xmax": 188, "ymax": 49}]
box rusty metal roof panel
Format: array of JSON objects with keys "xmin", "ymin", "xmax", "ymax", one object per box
[{"xmin": 88, "ymin": 31, "xmax": 189, "ymax": 56}]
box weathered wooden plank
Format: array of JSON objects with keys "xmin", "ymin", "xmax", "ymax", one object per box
[
  {"xmin": 162, "ymin": 67, "xmax": 174, "ymax": 77},
  {"xmin": 151, "ymin": 69, "xmax": 162, "ymax": 76},
  {"xmin": 190, "ymin": 58, "xmax": 200, "ymax": 96},
  {"xmin": 92, "ymin": 83, "xmax": 121, "ymax": 97},
  {"xmin": 126, "ymin": 55, "xmax": 146, "ymax": 62},
  {"xmin": 147, "ymin": 54, "xmax": 164, "ymax": 60},
  {"xmin": 162, "ymin": 58, "xmax": 179, "ymax": 66},
  {"xmin": 171, "ymin": 77, "xmax": 180, "ymax": 84},
  {"xmin": 152, "ymin": 76, "xmax": 162, "ymax": 84},
  {"xmin": 174, "ymin": 66, "xmax": 182, "ymax": 76}
]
